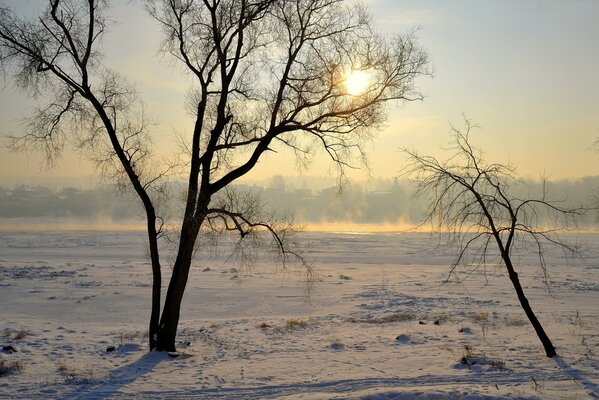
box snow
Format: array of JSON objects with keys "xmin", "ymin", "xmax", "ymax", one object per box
[{"xmin": 0, "ymin": 230, "xmax": 598, "ymax": 399}]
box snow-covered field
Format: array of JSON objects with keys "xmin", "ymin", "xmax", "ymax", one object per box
[{"xmin": 0, "ymin": 230, "xmax": 598, "ymax": 399}]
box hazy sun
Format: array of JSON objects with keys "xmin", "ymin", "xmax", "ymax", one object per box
[{"xmin": 345, "ymin": 69, "xmax": 370, "ymax": 96}]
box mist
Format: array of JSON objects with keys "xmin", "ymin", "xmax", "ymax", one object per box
[{"xmin": 1, "ymin": 174, "xmax": 597, "ymax": 231}]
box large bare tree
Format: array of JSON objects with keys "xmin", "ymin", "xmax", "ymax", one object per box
[
  {"xmin": 402, "ymin": 120, "xmax": 585, "ymax": 357},
  {"xmin": 0, "ymin": 0, "xmax": 430, "ymax": 351}
]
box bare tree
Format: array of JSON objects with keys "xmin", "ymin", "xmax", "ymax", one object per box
[
  {"xmin": 402, "ymin": 119, "xmax": 585, "ymax": 358},
  {"xmin": 0, "ymin": 0, "xmax": 430, "ymax": 351}
]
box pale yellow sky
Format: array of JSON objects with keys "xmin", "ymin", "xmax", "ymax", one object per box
[{"xmin": 1, "ymin": 0, "xmax": 598, "ymax": 186}]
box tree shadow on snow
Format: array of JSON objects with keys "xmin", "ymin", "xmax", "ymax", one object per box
[
  {"xmin": 553, "ymin": 356, "xmax": 599, "ymax": 399},
  {"xmin": 59, "ymin": 351, "xmax": 168, "ymax": 400}
]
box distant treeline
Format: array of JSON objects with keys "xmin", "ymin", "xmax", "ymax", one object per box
[
  {"xmin": 0, "ymin": 185, "xmax": 140, "ymax": 219},
  {"xmin": 1, "ymin": 175, "xmax": 598, "ymax": 226}
]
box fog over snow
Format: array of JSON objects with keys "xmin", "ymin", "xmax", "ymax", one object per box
[{"xmin": 1, "ymin": 175, "xmax": 597, "ymax": 230}]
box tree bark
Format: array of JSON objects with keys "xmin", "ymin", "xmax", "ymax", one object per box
[
  {"xmin": 155, "ymin": 218, "xmax": 203, "ymax": 352},
  {"xmin": 503, "ymin": 255, "xmax": 557, "ymax": 357},
  {"xmin": 147, "ymin": 216, "xmax": 162, "ymax": 350}
]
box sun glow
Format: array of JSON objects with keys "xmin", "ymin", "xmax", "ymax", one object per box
[{"xmin": 345, "ymin": 69, "xmax": 370, "ymax": 96}]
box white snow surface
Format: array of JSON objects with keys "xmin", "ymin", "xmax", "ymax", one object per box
[{"xmin": 0, "ymin": 230, "xmax": 598, "ymax": 399}]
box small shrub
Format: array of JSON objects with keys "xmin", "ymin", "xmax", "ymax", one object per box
[
  {"xmin": 531, "ymin": 377, "xmax": 545, "ymax": 394},
  {"xmin": 504, "ymin": 315, "xmax": 527, "ymax": 327},
  {"xmin": 63, "ymin": 370, "xmax": 95, "ymax": 384},
  {"xmin": 471, "ymin": 312, "xmax": 489, "ymax": 323},
  {"xmin": 258, "ymin": 322, "xmax": 272, "ymax": 329},
  {"xmin": 377, "ymin": 313, "xmax": 415, "ymax": 323},
  {"xmin": 285, "ymin": 319, "xmax": 308, "ymax": 330},
  {"xmin": 13, "ymin": 328, "xmax": 28, "ymax": 340},
  {"xmin": 491, "ymin": 358, "xmax": 506, "ymax": 369},
  {"xmin": 432, "ymin": 315, "xmax": 447, "ymax": 325},
  {"xmin": 56, "ymin": 360, "xmax": 96, "ymax": 384},
  {"xmin": 0, "ymin": 356, "xmax": 23, "ymax": 376},
  {"xmin": 457, "ymin": 345, "xmax": 506, "ymax": 370},
  {"xmin": 346, "ymin": 313, "xmax": 416, "ymax": 324},
  {"xmin": 56, "ymin": 360, "xmax": 74, "ymax": 373},
  {"xmin": 459, "ymin": 345, "xmax": 474, "ymax": 365},
  {"xmin": 481, "ymin": 323, "xmax": 488, "ymax": 338}
]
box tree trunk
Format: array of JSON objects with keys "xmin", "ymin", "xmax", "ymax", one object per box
[
  {"xmin": 155, "ymin": 223, "xmax": 202, "ymax": 352},
  {"xmin": 503, "ymin": 256, "xmax": 557, "ymax": 357},
  {"xmin": 147, "ymin": 217, "xmax": 162, "ymax": 350},
  {"xmin": 86, "ymin": 95, "xmax": 164, "ymax": 350}
]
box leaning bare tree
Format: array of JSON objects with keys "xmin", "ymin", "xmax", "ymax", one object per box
[
  {"xmin": 402, "ymin": 120, "xmax": 585, "ymax": 358},
  {"xmin": 0, "ymin": 0, "xmax": 430, "ymax": 351}
]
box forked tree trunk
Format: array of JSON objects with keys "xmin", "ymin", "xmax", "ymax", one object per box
[
  {"xmin": 154, "ymin": 220, "xmax": 203, "ymax": 352},
  {"xmin": 502, "ymin": 254, "xmax": 557, "ymax": 357}
]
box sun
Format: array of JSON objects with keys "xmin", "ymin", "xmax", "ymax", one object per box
[{"xmin": 345, "ymin": 69, "xmax": 370, "ymax": 96}]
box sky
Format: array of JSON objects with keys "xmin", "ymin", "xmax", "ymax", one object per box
[{"xmin": 0, "ymin": 0, "xmax": 598, "ymax": 187}]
